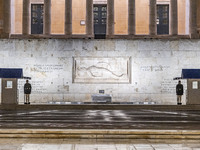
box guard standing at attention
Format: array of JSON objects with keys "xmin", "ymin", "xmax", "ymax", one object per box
[
  {"xmin": 24, "ymin": 80, "xmax": 32, "ymax": 104},
  {"xmin": 176, "ymin": 80, "xmax": 183, "ymax": 105}
]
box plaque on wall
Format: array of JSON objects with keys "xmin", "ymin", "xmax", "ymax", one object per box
[{"xmin": 73, "ymin": 57, "xmax": 131, "ymax": 83}]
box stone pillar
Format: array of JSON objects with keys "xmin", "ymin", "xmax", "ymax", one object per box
[
  {"xmin": 170, "ymin": 0, "xmax": 178, "ymax": 35},
  {"xmin": 107, "ymin": 0, "xmax": 114, "ymax": 36},
  {"xmin": 149, "ymin": 0, "xmax": 157, "ymax": 35},
  {"xmin": 3, "ymin": 0, "xmax": 11, "ymax": 37},
  {"xmin": 128, "ymin": 0, "xmax": 135, "ymax": 35},
  {"xmin": 65, "ymin": 0, "xmax": 72, "ymax": 35},
  {"xmin": 86, "ymin": 0, "xmax": 93, "ymax": 37},
  {"xmin": 23, "ymin": 0, "xmax": 30, "ymax": 35},
  {"xmin": 44, "ymin": 0, "xmax": 51, "ymax": 35},
  {"xmin": 189, "ymin": 0, "xmax": 198, "ymax": 38}
]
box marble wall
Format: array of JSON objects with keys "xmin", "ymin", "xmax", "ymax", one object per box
[{"xmin": 0, "ymin": 39, "xmax": 200, "ymax": 104}]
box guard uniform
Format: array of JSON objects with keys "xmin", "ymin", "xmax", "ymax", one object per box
[
  {"xmin": 24, "ymin": 81, "xmax": 32, "ymax": 104},
  {"xmin": 176, "ymin": 82, "xmax": 183, "ymax": 105}
]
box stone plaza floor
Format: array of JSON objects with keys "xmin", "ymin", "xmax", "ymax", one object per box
[
  {"xmin": 0, "ymin": 105, "xmax": 200, "ymax": 149},
  {"xmin": 1, "ymin": 138, "xmax": 200, "ymax": 150},
  {"xmin": 0, "ymin": 106, "xmax": 200, "ymax": 130}
]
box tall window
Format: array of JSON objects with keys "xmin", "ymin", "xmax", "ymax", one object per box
[
  {"xmin": 94, "ymin": 5, "xmax": 107, "ymax": 39},
  {"xmin": 157, "ymin": 5, "xmax": 169, "ymax": 35},
  {"xmin": 31, "ymin": 4, "xmax": 44, "ymax": 34}
]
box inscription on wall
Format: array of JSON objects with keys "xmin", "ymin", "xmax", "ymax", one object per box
[
  {"xmin": 18, "ymin": 80, "xmax": 69, "ymax": 94},
  {"xmin": 161, "ymin": 79, "xmax": 176, "ymax": 94},
  {"xmin": 18, "ymin": 80, "xmax": 47, "ymax": 94},
  {"xmin": 18, "ymin": 64, "xmax": 67, "ymax": 94},
  {"xmin": 32, "ymin": 64, "xmax": 64, "ymax": 73},
  {"xmin": 140, "ymin": 65, "xmax": 170, "ymax": 72},
  {"xmin": 73, "ymin": 57, "xmax": 131, "ymax": 83},
  {"xmin": 161, "ymin": 79, "xmax": 186, "ymax": 94}
]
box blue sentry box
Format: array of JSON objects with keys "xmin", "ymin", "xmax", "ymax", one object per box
[
  {"xmin": 182, "ymin": 69, "xmax": 200, "ymax": 79},
  {"xmin": 0, "ymin": 68, "xmax": 23, "ymax": 78}
]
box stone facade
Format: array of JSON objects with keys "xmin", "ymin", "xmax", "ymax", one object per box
[
  {"xmin": 198, "ymin": 1, "xmax": 200, "ymax": 33},
  {"xmin": 0, "ymin": 0, "xmax": 3, "ymax": 34},
  {"xmin": 0, "ymin": 39, "xmax": 200, "ymax": 104},
  {"xmin": 9, "ymin": 0, "xmax": 200, "ymax": 35}
]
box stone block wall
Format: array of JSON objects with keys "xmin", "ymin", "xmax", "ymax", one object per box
[
  {"xmin": 0, "ymin": 39, "xmax": 199, "ymax": 104},
  {"xmin": 197, "ymin": 0, "xmax": 200, "ymax": 33},
  {"xmin": 135, "ymin": 0, "xmax": 149, "ymax": 34},
  {"xmin": 0, "ymin": 0, "xmax": 3, "ymax": 34},
  {"xmin": 72, "ymin": 0, "xmax": 86, "ymax": 34},
  {"xmin": 115, "ymin": 0, "xmax": 128, "ymax": 35},
  {"xmin": 178, "ymin": 0, "xmax": 186, "ymax": 35},
  {"xmin": 51, "ymin": 0, "xmax": 65, "ymax": 34}
]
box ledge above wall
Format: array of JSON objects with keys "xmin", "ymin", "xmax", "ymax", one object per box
[{"xmin": 2, "ymin": 34, "xmax": 193, "ymax": 40}]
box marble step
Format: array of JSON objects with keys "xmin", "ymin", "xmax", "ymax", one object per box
[{"xmin": 0, "ymin": 129, "xmax": 200, "ymax": 139}]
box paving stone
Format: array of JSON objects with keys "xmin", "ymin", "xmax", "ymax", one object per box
[
  {"xmin": 0, "ymin": 108, "xmax": 200, "ymax": 130},
  {"xmin": 0, "ymin": 139, "xmax": 199, "ymax": 150}
]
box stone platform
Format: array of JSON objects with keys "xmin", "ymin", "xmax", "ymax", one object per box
[
  {"xmin": 1, "ymin": 138, "xmax": 200, "ymax": 150},
  {"xmin": 0, "ymin": 104, "xmax": 200, "ymax": 139},
  {"xmin": 0, "ymin": 129, "xmax": 200, "ymax": 139}
]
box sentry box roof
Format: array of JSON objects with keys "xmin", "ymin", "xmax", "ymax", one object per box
[
  {"xmin": 174, "ymin": 69, "xmax": 200, "ymax": 80},
  {"xmin": 0, "ymin": 68, "xmax": 31, "ymax": 79}
]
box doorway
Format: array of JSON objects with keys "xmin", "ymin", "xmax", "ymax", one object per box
[
  {"xmin": 94, "ymin": 5, "xmax": 107, "ymax": 39},
  {"xmin": 157, "ymin": 5, "xmax": 169, "ymax": 35},
  {"xmin": 31, "ymin": 4, "xmax": 44, "ymax": 34}
]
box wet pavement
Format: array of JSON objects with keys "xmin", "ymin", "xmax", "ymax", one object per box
[{"xmin": 0, "ymin": 108, "xmax": 200, "ymax": 130}]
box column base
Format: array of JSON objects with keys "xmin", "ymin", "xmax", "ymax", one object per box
[
  {"xmin": 190, "ymin": 33, "xmax": 199, "ymax": 39},
  {"xmin": 0, "ymin": 33, "xmax": 10, "ymax": 38},
  {"xmin": 106, "ymin": 35, "xmax": 115, "ymax": 39},
  {"xmin": 86, "ymin": 34, "xmax": 94, "ymax": 39}
]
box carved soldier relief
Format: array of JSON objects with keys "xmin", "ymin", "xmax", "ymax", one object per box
[{"xmin": 73, "ymin": 57, "xmax": 131, "ymax": 83}]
